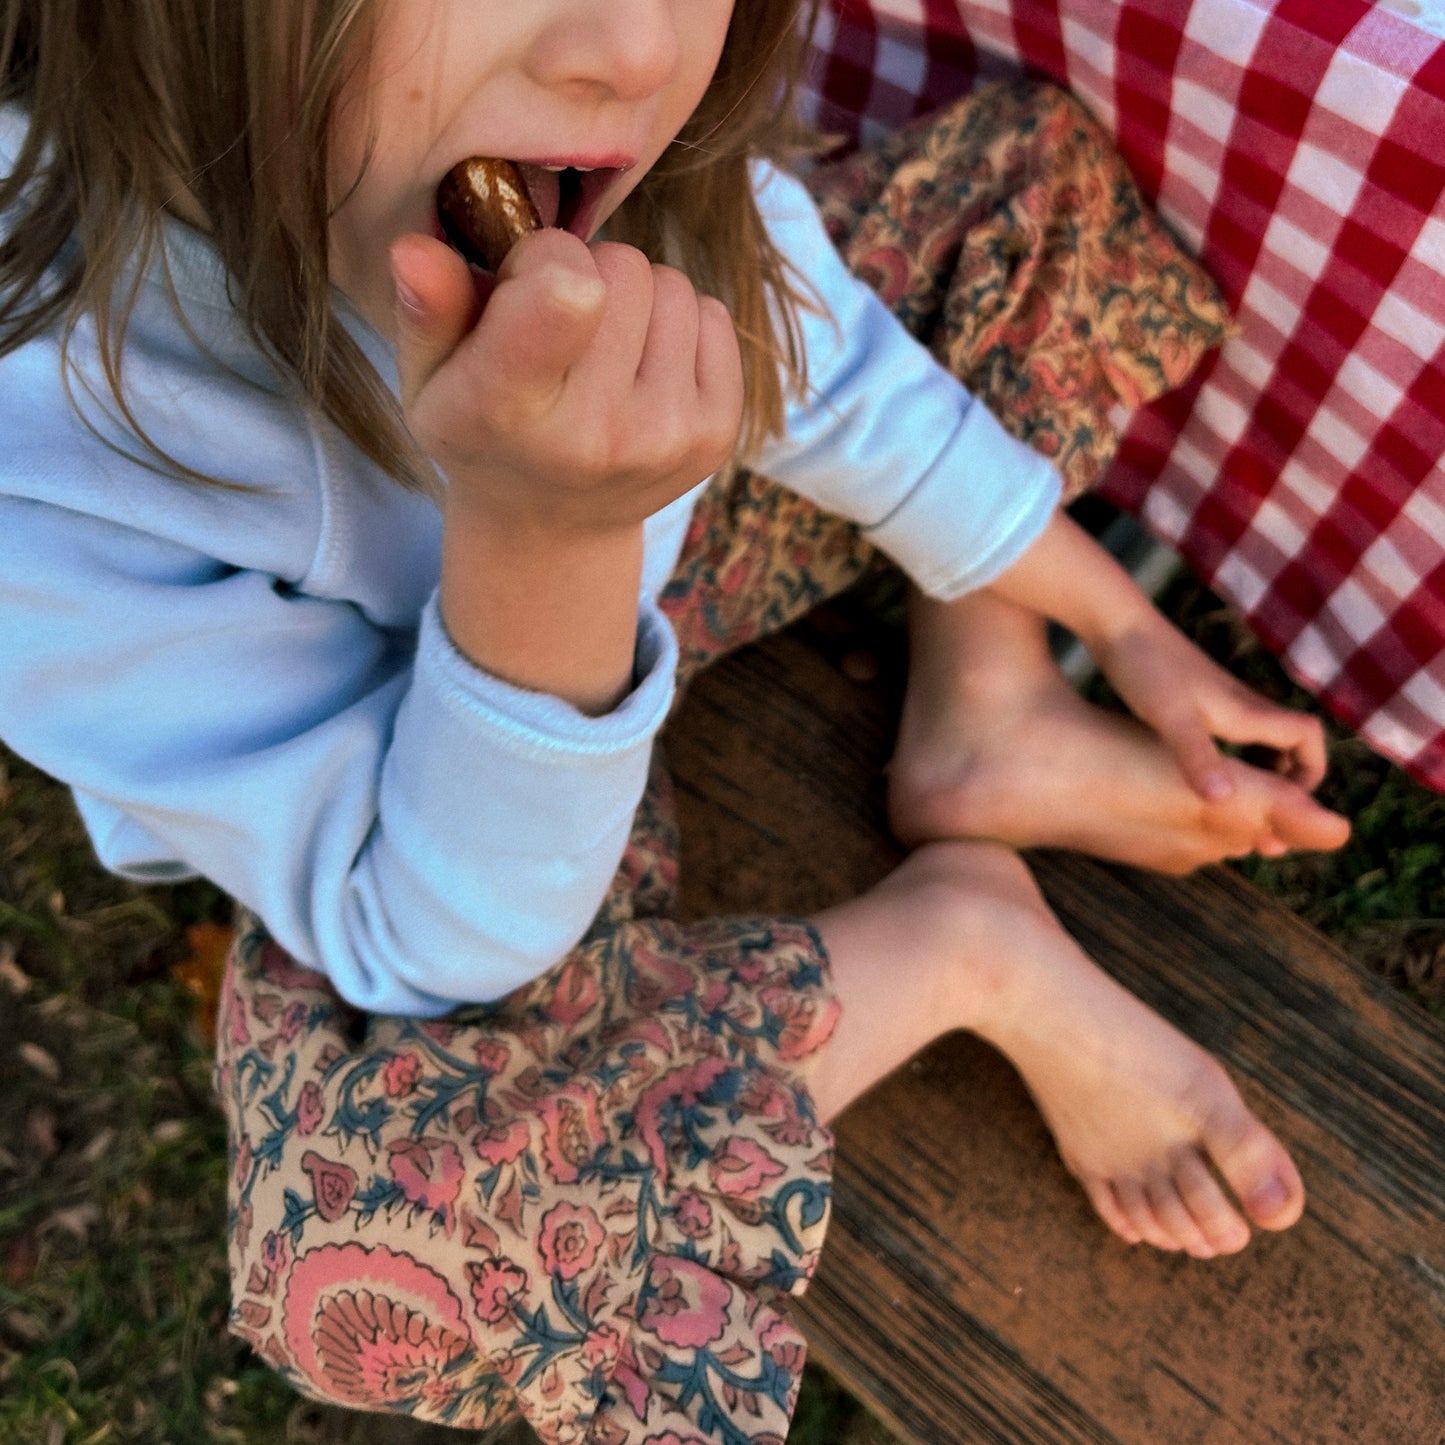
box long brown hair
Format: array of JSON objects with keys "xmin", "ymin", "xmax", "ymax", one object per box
[{"xmin": 0, "ymin": 0, "xmax": 818, "ymax": 491}]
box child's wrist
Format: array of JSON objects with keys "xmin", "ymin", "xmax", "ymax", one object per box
[
  {"xmin": 1076, "ymin": 587, "xmax": 1163, "ymax": 660},
  {"xmin": 440, "ymin": 509, "xmax": 646, "ymax": 715},
  {"xmin": 994, "ymin": 510, "xmax": 1156, "ymax": 652}
]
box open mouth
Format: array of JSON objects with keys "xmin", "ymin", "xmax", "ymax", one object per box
[
  {"xmin": 431, "ymin": 158, "xmax": 629, "ymax": 272},
  {"xmin": 557, "ymin": 166, "xmax": 585, "ymax": 231},
  {"xmin": 511, "ymin": 163, "xmax": 622, "ymax": 238}
]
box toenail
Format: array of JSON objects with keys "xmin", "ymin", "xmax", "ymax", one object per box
[{"xmin": 1249, "ymin": 1177, "xmax": 1289, "ymax": 1214}]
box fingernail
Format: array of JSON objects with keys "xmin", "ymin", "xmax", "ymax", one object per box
[
  {"xmin": 545, "ymin": 267, "xmax": 606, "ymax": 313},
  {"xmin": 1202, "ymin": 770, "xmax": 1234, "ymax": 801},
  {"xmin": 393, "ymin": 275, "xmax": 425, "ymax": 323}
]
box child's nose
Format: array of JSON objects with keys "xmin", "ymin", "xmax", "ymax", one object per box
[{"xmin": 528, "ymin": 0, "xmax": 681, "ymax": 102}]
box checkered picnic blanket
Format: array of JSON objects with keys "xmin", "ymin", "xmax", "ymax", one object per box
[{"xmin": 801, "ymin": 0, "xmax": 1445, "ymax": 792}]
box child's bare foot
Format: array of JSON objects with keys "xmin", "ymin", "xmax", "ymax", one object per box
[
  {"xmin": 817, "ymin": 842, "xmax": 1306, "ymax": 1255},
  {"xmin": 888, "ymin": 665, "xmax": 1351, "ymax": 874},
  {"xmin": 888, "ymin": 587, "xmax": 1350, "ymax": 872}
]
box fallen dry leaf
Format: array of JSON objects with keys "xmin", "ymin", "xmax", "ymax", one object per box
[
  {"xmin": 18, "ymin": 1042, "xmax": 60, "ymax": 1081},
  {"xmin": 25, "ymin": 1106, "xmax": 58, "ymax": 1159},
  {"xmin": 172, "ymin": 921, "xmax": 234, "ymax": 1044},
  {"xmin": 0, "ymin": 942, "xmax": 29, "ymax": 995}
]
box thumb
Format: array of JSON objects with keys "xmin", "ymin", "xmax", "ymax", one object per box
[{"xmin": 389, "ymin": 233, "xmax": 483, "ymax": 410}]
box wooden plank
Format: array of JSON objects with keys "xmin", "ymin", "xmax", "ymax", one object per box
[{"xmin": 663, "ymin": 603, "xmax": 1445, "ymax": 1445}]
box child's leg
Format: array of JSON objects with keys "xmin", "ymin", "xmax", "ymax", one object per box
[
  {"xmin": 661, "ymin": 467, "xmax": 877, "ymax": 688},
  {"xmin": 800, "ymin": 85, "xmax": 1348, "ymax": 870},
  {"xmin": 805, "ymin": 81, "xmax": 1235, "ymax": 505},
  {"xmin": 216, "ymin": 890, "xmax": 840, "ymax": 1443},
  {"xmin": 809, "ymin": 840, "xmax": 1305, "ymax": 1258},
  {"xmin": 665, "ymin": 469, "xmax": 1348, "ymax": 873},
  {"xmin": 888, "ymin": 588, "xmax": 1352, "ymax": 873}
]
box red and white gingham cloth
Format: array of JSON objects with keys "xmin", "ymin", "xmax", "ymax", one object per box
[{"xmin": 801, "ymin": 0, "xmax": 1445, "ymax": 791}]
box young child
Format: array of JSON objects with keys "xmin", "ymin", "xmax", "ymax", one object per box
[{"xmin": 0, "ymin": 1, "xmax": 1350, "ymax": 1440}]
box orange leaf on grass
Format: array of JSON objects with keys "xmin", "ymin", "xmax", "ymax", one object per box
[{"xmin": 173, "ymin": 921, "xmax": 234, "ymax": 1044}]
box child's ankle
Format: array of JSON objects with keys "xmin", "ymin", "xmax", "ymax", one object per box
[{"xmin": 882, "ymin": 841, "xmax": 1044, "ymax": 1035}]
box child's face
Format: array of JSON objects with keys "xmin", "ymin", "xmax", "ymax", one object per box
[{"xmin": 329, "ymin": 0, "xmax": 737, "ymax": 335}]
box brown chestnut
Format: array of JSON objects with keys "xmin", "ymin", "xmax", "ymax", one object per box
[{"xmin": 436, "ymin": 157, "xmax": 542, "ymax": 271}]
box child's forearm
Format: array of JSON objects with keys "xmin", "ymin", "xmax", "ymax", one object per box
[
  {"xmin": 986, "ymin": 510, "xmax": 1160, "ymax": 652},
  {"xmin": 440, "ymin": 501, "xmax": 646, "ymax": 716}
]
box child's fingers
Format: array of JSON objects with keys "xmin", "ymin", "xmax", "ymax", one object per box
[
  {"xmin": 560, "ymin": 242, "xmax": 658, "ymax": 392},
  {"xmin": 695, "ymin": 294, "xmax": 745, "ymax": 449},
  {"xmin": 1204, "ymin": 695, "xmax": 1329, "ymax": 790},
  {"xmin": 471, "ymin": 231, "xmax": 609, "ymax": 399},
  {"xmin": 1161, "ymin": 712, "xmax": 1236, "ymax": 802},
  {"xmin": 634, "ymin": 263, "xmax": 700, "ymax": 389},
  {"xmin": 390, "ymin": 233, "xmax": 485, "ymax": 410},
  {"xmin": 634, "ymin": 273, "xmax": 742, "ymax": 471}
]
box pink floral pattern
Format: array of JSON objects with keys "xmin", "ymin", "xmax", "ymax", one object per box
[
  {"xmin": 537, "ymin": 1203, "xmax": 607, "ymax": 1281},
  {"xmin": 217, "ymin": 907, "xmax": 839, "ymax": 1442},
  {"xmin": 807, "ymin": 81, "xmax": 1231, "ymax": 502},
  {"xmin": 215, "ymin": 80, "xmax": 1229, "ymax": 1443}
]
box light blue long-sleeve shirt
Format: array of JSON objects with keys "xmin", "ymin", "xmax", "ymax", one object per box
[{"xmin": 0, "ymin": 114, "xmax": 1060, "ymax": 1014}]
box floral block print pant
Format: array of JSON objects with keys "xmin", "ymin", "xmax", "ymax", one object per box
[{"xmin": 215, "ymin": 83, "xmax": 1231, "ymax": 1445}]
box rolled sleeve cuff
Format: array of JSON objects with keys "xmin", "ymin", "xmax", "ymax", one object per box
[
  {"xmin": 336, "ymin": 597, "xmax": 678, "ymax": 1015},
  {"xmin": 864, "ymin": 402, "xmax": 1063, "ymax": 601},
  {"xmin": 418, "ymin": 592, "xmax": 678, "ymax": 758}
]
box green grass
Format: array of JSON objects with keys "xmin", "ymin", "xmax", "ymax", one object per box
[
  {"xmin": 0, "ymin": 575, "xmax": 1440, "ymax": 1443},
  {"xmin": 1154, "ymin": 573, "xmax": 1445, "ymax": 1017}
]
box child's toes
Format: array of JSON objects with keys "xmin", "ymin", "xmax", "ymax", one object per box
[
  {"xmin": 1265, "ymin": 782, "xmax": 1351, "ymax": 854},
  {"xmin": 1241, "ymin": 1163, "xmax": 1306, "ymax": 1231},
  {"xmin": 1173, "ymin": 1150, "xmax": 1251, "ymax": 1255},
  {"xmin": 1203, "ymin": 1102, "xmax": 1306, "ymax": 1233},
  {"xmin": 1112, "ymin": 1177, "xmax": 1182, "ymax": 1253},
  {"xmin": 1146, "ymin": 1169, "xmax": 1223, "ymax": 1258},
  {"xmin": 1082, "ymin": 1176, "xmax": 1142, "ymax": 1245}
]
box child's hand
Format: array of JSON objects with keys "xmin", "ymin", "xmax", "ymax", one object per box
[
  {"xmin": 389, "ymin": 228, "xmax": 744, "ymax": 537},
  {"xmin": 989, "ymin": 511, "xmax": 1339, "ymax": 826},
  {"xmin": 1093, "ymin": 610, "xmax": 1329, "ymax": 804}
]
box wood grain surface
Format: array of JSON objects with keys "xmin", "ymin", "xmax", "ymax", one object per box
[{"xmin": 663, "ymin": 601, "xmax": 1445, "ymax": 1445}]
